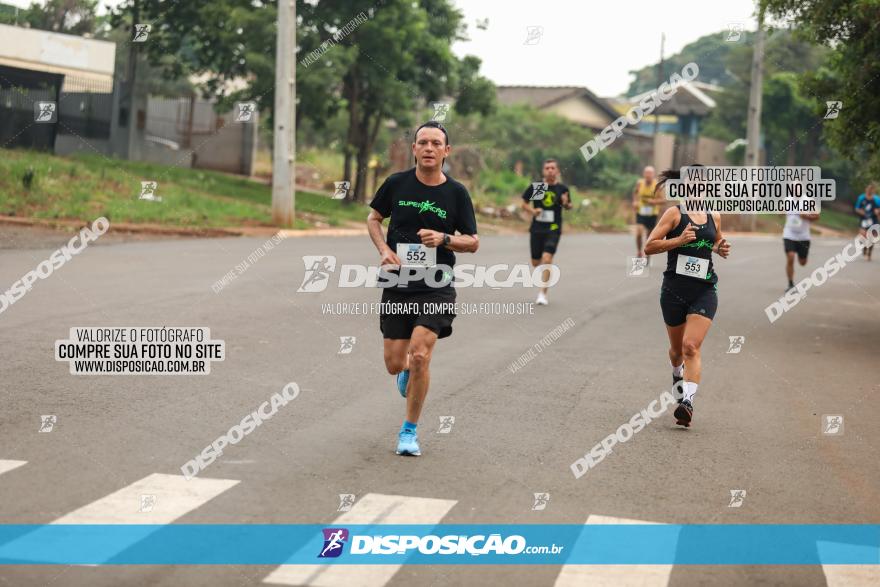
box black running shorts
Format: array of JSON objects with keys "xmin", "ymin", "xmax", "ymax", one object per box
[
  {"xmin": 783, "ymin": 238, "xmax": 810, "ymax": 260},
  {"xmin": 637, "ymin": 214, "xmax": 658, "ymax": 231},
  {"xmin": 660, "ymin": 277, "xmax": 718, "ymax": 326},
  {"xmin": 530, "ymin": 231, "xmax": 560, "ymax": 260},
  {"xmin": 379, "ymin": 287, "xmax": 456, "ymax": 340}
]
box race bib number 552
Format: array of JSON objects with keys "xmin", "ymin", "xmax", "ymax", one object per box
[{"xmin": 397, "ymin": 243, "xmax": 436, "ymax": 267}]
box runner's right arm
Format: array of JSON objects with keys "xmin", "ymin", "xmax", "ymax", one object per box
[
  {"xmin": 632, "ymin": 180, "xmax": 641, "ymax": 210},
  {"xmin": 644, "ymin": 207, "xmax": 694, "ymax": 255},
  {"xmin": 520, "ymin": 185, "xmax": 541, "ymax": 217},
  {"xmin": 367, "ymin": 176, "xmax": 401, "ymax": 266},
  {"xmin": 367, "ymin": 209, "xmax": 401, "ymax": 266}
]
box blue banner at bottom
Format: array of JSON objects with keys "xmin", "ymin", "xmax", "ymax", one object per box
[{"xmin": 0, "ymin": 524, "xmax": 876, "ymax": 565}]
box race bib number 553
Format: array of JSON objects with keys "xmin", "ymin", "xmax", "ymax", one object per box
[{"xmin": 676, "ymin": 255, "xmax": 709, "ymax": 279}]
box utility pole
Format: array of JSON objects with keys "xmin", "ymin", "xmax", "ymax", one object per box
[
  {"xmin": 654, "ymin": 33, "xmax": 665, "ymax": 140},
  {"xmin": 272, "ymin": 0, "xmax": 295, "ymax": 226},
  {"xmin": 744, "ymin": 3, "xmax": 765, "ymax": 231},
  {"xmin": 652, "ymin": 32, "xmax": 665, "ymax": 168}
]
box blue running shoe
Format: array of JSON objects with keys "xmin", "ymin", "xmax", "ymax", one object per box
[
  {"xmin": 396, "ymin": 427, "xmax": 421, "ymax": 456},
  {"xmin": 396, "ymin": 369, "xmax": 409, "ymax": 398}
]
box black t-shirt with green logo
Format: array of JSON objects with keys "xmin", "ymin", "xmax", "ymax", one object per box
[
  {"xmin": 370, "ymin": 168, "xmax": 478, "ymax": 292},
  {"xmin": 521, "ymin": 182, "xmax": 569, "ymax": 233}
]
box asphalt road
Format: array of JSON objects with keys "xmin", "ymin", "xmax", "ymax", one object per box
[{"xmin": 0, "ymin": 229, "xmax": 878, "ymax": 586}]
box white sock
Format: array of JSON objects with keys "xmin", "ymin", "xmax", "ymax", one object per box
[
  {"xmin": 683, "ymin": 381, "xmax": 698, "ymax": 403},
  {"xmin": 672, "ymin": 362, "xmax": 684, "ymax": 377}
]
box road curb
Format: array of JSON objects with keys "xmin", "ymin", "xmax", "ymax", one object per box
[{"xmin": 0, "ymin": 215, "xmax": 369, "ymax": 239}]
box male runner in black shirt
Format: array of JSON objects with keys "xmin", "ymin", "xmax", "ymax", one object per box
[
  {"xmin": 367, "ymin": 121, "xmax": 479, "ymax": 456},
  {"xmin": 520, "ymin": 159, "xmax": 571, "ymax": 305}
]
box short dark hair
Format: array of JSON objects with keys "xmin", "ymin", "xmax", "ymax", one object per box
[
  {"xmin": 543, "ymin": 158, "xmax": 559, "ymax": 167},
  {"xmin": 414, "ymin": 120, "xmax": 450, "ymax": 145}
]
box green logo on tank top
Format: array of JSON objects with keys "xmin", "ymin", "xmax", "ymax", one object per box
[
  {"xmin": 398, "ymin": 199, "xmax": 447, "ymax": 219},
  {"xmin": 682, "ymin": 238, "xmax": 713, "ymax": 251}
]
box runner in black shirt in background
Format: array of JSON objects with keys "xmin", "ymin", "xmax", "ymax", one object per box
[
  {"xmin": 520, "ymin": 159, "xmax": 571, "ymax": 305},
  {"xmin": 367, "ymin": 121, "xmax": 479, "ymax": 456}
]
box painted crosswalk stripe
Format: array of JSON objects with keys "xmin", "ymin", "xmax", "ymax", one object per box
[
  {"xmin": 51, "ymin": 473, "xmax": 238, "ymax": 524},
  {"xmin": 263, "ymin": 492, "xmax": 457, "ymax": 587},
  {"xmin": 818, "ymin": 541, "xmax": 880, "ymax": 587},
  {"xmin": 554, "ymin": 514, "xmax": 677, "ymax": 587},
  {"xmin": 0, "ymin": 473, "xmax": 238, "ymax": 563},
  {"xmin": 0, "ymin": 460, "xmax": 27, "ymax": 476}
]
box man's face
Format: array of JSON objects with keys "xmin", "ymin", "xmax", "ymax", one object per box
[
  {"xmin": 413, "ymin": 127, "xmax": 450, "ymax": 171},
  {"xmin": 543, "ymin": 162, "xmax": 559, "ymax": 183},
  {"xmin": 644, "ymin": 168, "xmax": 655, "ymax": 183}
]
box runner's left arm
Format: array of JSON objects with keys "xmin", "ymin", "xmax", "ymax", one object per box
[
  {"xmin": 561, "ymin": 188, "xmax": 573, "ymax": 210},
  {"xmin": 416, "ymin": 229, "xmax": 478, "ymax": 252},
  {"xmin": 417, "ymin": 187, "xmax": 479, "ymax": 253},
  {"xmin": 447, "ymin": 186, "xmax": 479, "ymax": 253},
  {"xmin": 711, "ymin": 212, "xmax": 731, "ymax": 258}
]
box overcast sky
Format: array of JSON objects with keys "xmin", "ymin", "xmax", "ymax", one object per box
[
  {"xmin": 450, "ymin": 0, "xmax": 759, "ymax": 96},
  {"xmin": 7, "ymin": 0, "xmax": 760, "ymax": 96}
]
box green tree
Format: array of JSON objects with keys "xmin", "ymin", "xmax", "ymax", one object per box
[
  {"xmin": 22, "ymin": 0, "xmax": 98, "ymax": 35},
  {"xmin": 299, "ymin": 0, "xmax": 493, "ymax": 201},
  {"xmin": 700, "ymin": 28, "xmax": 829, "ymax": 165},
  {"xmin": 762, "ymin": 0, "xmax": 880, "ymax": 176},
  {"xmin": 110, "ymin": 0, "xmax": 275, "ymax": 109},
  {"xmin": 627, "ymin": 32, "xmax": 745, "ymax": 95},
  {"xmin": 110, "ymin": 0, "xmax": 494, "ymax": 203}
]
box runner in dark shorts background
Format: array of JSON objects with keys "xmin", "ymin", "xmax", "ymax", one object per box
[
  {"xmin": 520, "ymin": 158, "xmax": 571, "ymax": 306},
  {"xmin": 782, "ymin": 210, "xmax": 819, "ymax": 291},
  {"xmin": 366, "ymin": 120, "xmax": 479, "ymax": 457},
  {"xmin": 632, "ymin": 166, "xmax": 662, "ymax": 258}
]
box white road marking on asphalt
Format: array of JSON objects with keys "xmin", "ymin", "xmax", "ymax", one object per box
[
  {"xmin": 263, "ymin": 492, "xmax": 457, "ymax": 587},
  {"xmin": 818, "ymin": 541, "xmax": 880, "ymax": 587},
  {"xmin": 0, "ymin": 473, "xmax": 238, "ymax": 563},
  {"xmin": 52, "ymin": 473, "xmax": 239, "ymax": 524},
  {"xmin": 554, "ymin": 514, "xmax": 677, "ymax": 587},
  {"xmin": 822, "ymin": 565, "xmax": 880, "ymax": 586},
  {"xmin": 0, "ymin": 460, "xmax": 27, "ymax": 476}
]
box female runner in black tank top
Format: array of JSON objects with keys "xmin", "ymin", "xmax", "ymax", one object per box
[{"xmin": 644, "ymin": 167, "xmax": 732, "ymax": 427}]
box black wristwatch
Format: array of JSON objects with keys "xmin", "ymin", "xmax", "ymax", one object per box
[{"xmin": 442, "ymin": 233, "xmax": 451, "ymax": 247}]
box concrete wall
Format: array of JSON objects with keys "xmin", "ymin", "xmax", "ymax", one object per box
[
  {"xmin": 140, "ymin": 96, "xmax": 257, "ymax": 175},
  {"xmin": 193, "ymin": 112, "xmax": 257, "ymax": 175},
  {"xmin": 0, "ymin": 23, "xmax": 114, "ymax": 85}
]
